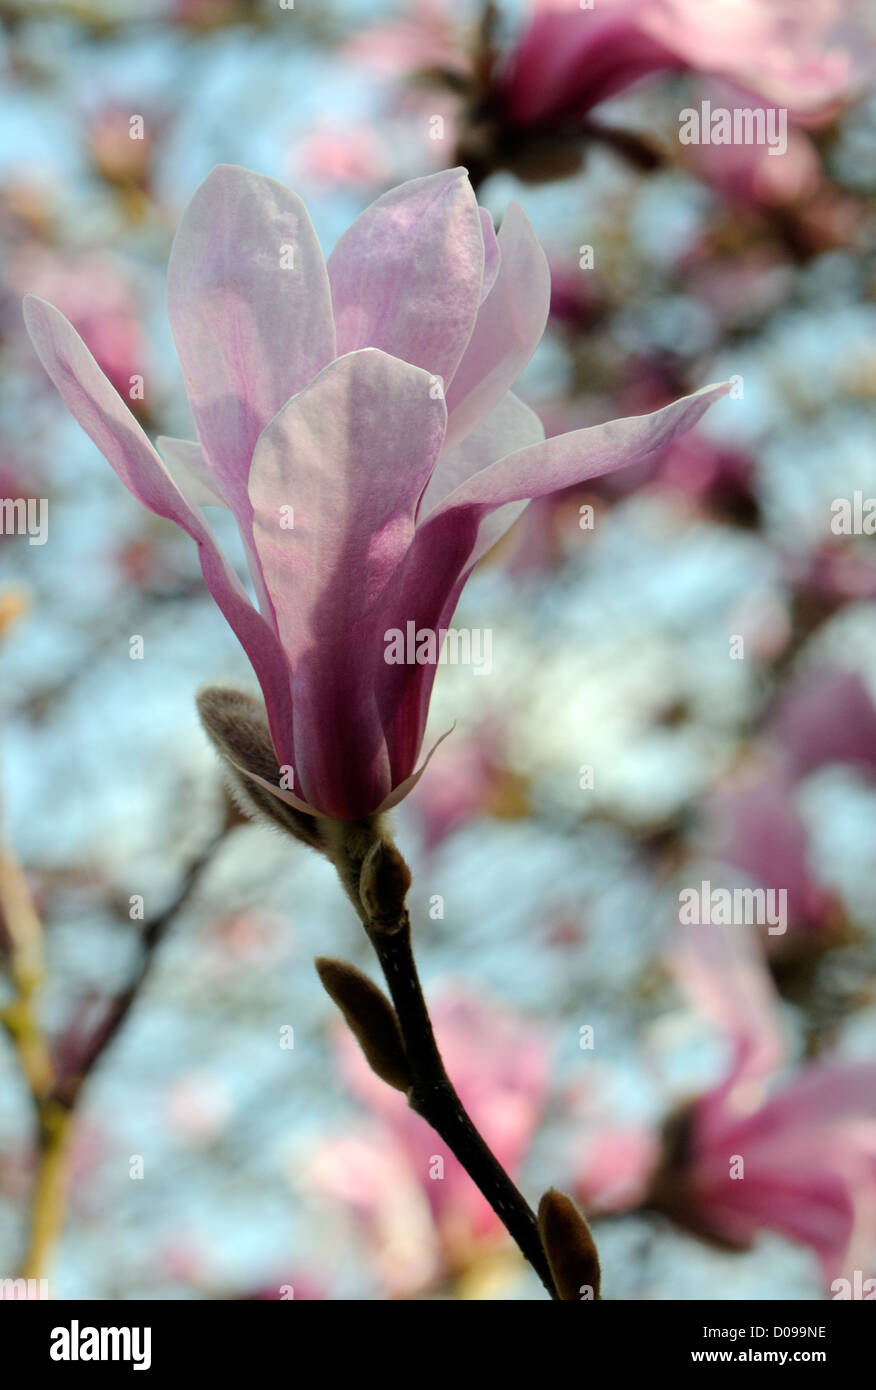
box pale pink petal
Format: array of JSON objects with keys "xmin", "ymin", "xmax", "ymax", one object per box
[
  {"xmin": 375, "ymin": 381, "xmax": 730, "ymax": 797},
  {"xmin": 443, "ymin": 202, "xmax": 550, "ymax": 454},
  {"xmin": 157, "ymin": 433, "xmax": 274, "ymax": 617},
  {"xmin": 157, "ymin": 436, "xmax": 226, "ymax": 509},
  {"xmin": 704, "ymin": 765, "xmax": 835, "ymax": 930},
  {"xmin": 436, "ymin": 379, "xmax": 732, "ymax": 518},
  {"xmin": 376, "ymin": 724, "xmax": 455, "ymax": 813},
  {"xmin": 166, "ymin": 164, "xmax": 336, "ymax": 527},
  {"xmin": 249, "ymin": 348, "xmax": 447, "ymax": 819},
  {"xmin": 674, "ymin": 919, "xmax": 786, "ymax": 1090},
  {"xmin": 23, "ymin": 295, "xmax": 295, "ymax": 763},
  {"xmin": 479, "ymin": 207, "xmax": 500, "ymax": 302},
  {"xmin": 769, "ymin": 666, "xmax": 876, "ymax": 779},
  {"xmin": 421, "ymin": 390, "xmax": 544, "ymax": 518},
  {"xmin": 327, "ymin": 168, "xmax": 484, "ymax": 387},
  {"xmin": 221, "ymin": 758, "xmax": 320, "ymax": 818},
  {"xmin": 738, "ymin": 1063, "xmax": 876, "ymax": 1144}
]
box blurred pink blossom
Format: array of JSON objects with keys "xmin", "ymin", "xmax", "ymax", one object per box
[
  {"xmin": 11, "ymin": 250, "xmax": 145, "ymax": 404},
  {"xmin": 501, "ymin": 0, "xmax": 864, "ymax": 129},
  {"xmin": 683, "ymin": 249, "xmax": 795, "ymax": 333},
  {"xmin": 546, "ymin": 260, "xmax": 606, "ymax": 333},
  {"xmin": 166, "ymin": 1070, "xmax": 232, "ymax": 1142},
  {"xmin": 768, "ymin": 666, "xmax": 876, "ymax": 781},
  {"xmin": 581, "ymin": 923, "xmax": 876, "ymax": 1286},
  {"xmin": 504, "ymin": 424, "xmax": 757, "ymax": 576},
  {"xmin": 293, "ymin": 127, "xmax": 392, "ymax": 190},
  {"xmin": 576, "ymin": 1126, "xmax": 661, "ymax": 1213},
  {"xmin": 700, "ymin": 764, "xmax": 837, "ymax": 933},
  {"xmin": 651, "ymin": 923, "xmax": 876, "ymax": 1284},
  {"xmin": 406, "ymin": 719, "xmax": 526, "ymax": 850},
  {"xmin": 309, "ymin": 990, "xmax": 551, "ymax": 1294},
  {"xmin": 686, "ymin": 116, "xmax": 823, "ymax": 210},
  {"xmin": 348, "ymin": 0, "xmax": 472, "ymax": 81},
  {"xmin": 796, "ymin": 542, "xmax": 876, "ymax": 605}
]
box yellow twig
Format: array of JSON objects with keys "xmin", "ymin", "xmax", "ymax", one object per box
[
  {"xmin": 0, "ymin": 844, "xmax": 68, "ymax": 1280},
  {"xmin": 16, "ymin": 1102, "xmax": 74, "ymax": 1282}
]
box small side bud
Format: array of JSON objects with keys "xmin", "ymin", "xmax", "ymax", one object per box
[
  {"xmin": 359, "ymin": 839, "xmax": 412, "ymax": 927},
  {"xmin": 315, "ymin": 957, "xmax": 411, "ymax": 1093},
  {"xmin": 196, "ymin": 687, "xmax": 323, "ymax": 852},
  {"xmin": 538, "ymin": 1188, "xmax": 602, "ymax": 1301}
]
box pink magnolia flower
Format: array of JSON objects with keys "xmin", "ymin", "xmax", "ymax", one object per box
[
  {"xmin": 577, "ymin": 916, "xmax": 785, "ymax": 1216},
  {"xmin": 501, "ymin": 0, "xmax": 680, "ymax": 128},
  {"xmin": 686, "ymin": 117, "xmax": 823, "ymax": 210},
  {"xmin": 308, "ymin": 989, "xmax": 551, "ymax": 1294},
  {"xmin": 348, "ymin": 0, "xmax": 471, "ymax": 82},
  {"xmin": 661, "ymin": 1061, "xmax": 876, "ymax": 1283},
  {"xmin": 795, "ymin": 541, "xmax": 876, "ymax": 605},
  {"xmin": 24, "ymin": 164, "xmax": 727, "ymax": 821},
  {"xmin": 768, "ymin": 666, "xmax": 876, "ymax": 781},
  {"xmin": 581, "ymin": 923, "xmax": 876, "ymax": 1286},
  {"xmin": 700, "ymin": 764, "xmax": 837, "ymax": 933},
  {"xmin": 649, "ymin": 924, "xmax": 876, "ymax": 1285},
  {"xmin": 501, "ymin": 0, "xmax": 863, "ymax": 129}
]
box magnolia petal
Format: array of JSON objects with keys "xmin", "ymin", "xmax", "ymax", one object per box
[
  {"xmin": 167, "ymin": 164, "xmax": 336, "ymax": 525},
  {"xmin": 249, "ymin": 347, "xmax": 447, "ymax": 819},
  {"xmin": 675, "ymin": 919, "xmax": 786, "ymax": 1091},
  {"xmin": 328, "ymin": 168, "xmax": 484, "ymax": 388},
  {"xmin": 375, "ymin": 380, "xmax": 732, "ymax": 782},
  {"xmin": 480, "ymin": 207, "xmax": 500, "ymax": 302},
  {"xmin": 157, "ymin": 436, "xmax": 227, "ymax": 509},
  {"xmin": 157, "ymin": 433, "xmax": 275, "ymax": 618},
  {"xmin": 753, "ymin": 1062, "xmax": 876, "ymax": 1135},
  {"xmin": 23, "ymin": 294, "xmax": 295, "ymax": 763},
  {"xmin": 504, "ymin": 8, "xmax": 675, "ymax": 125},
  {"xmin": 443, "ymin": 202, "xmax": 550, "ymax": 453},
  {"xmin": 437, "ymin": 380, "xmax": 733, "ymax": 517},
  {"xmin": 376, "ymin": 723, "xmax": 456, "ymax": 813},
  {"xmin": 225, "ymin": 756, "xmax": 322, "ymax": 818},
  {"xmin": 420, "ymin": 390, "xmax": 544, "ymax": 518}
]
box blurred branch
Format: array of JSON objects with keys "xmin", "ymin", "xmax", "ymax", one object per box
[
  {"xmin": 0, "ymin": 841, "xmax": 68, "ymax": 1280},
  {"xmin": 0, "ymin": 847, "xmax": 53, "ymax": 1106},
  {"xmin": 0, "ymin": 818, "xmax": 231, "ymax": 1279},
  {"xmin": 54, "ymin": 822, "xmax": 230, "ymax": 1108},
  {"xmin": 0, "ymin": 0, "xmax": 338, "ymax": 44}
]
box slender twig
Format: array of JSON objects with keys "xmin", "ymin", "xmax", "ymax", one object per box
[
  {"xmin": 53, "ymin": 825, "xmax": 228, "ymax": 1109},
  {"xmin": 0, "ymin": 848, "xmax": 53, "ymax": 1107},
  {"xmin": 16, "ymin": 1100, "xmax": 73, "ymax": 1281},
  {"xmin": 366, "ymin": 912, "xmax": 559, "ymax": 1298},
  {"xmin": 0, "ymin": 844, "xmax": 69, "ymax": 1281},
  {"xmin": 320, "ymin": 821, "xmax": 559, "ymax": 1297},
  {"xmin": 1, "ymin": 825, "xmax": 229, "ymax": 1278}
]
